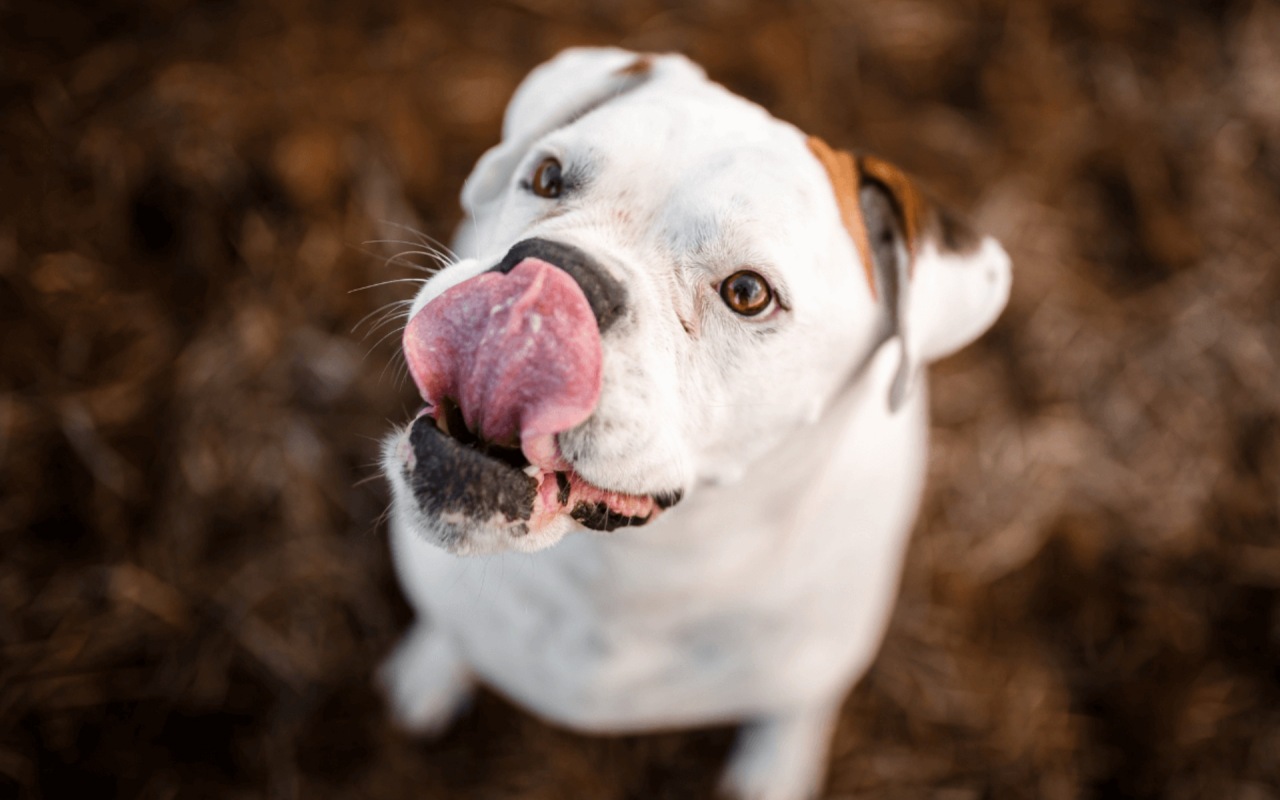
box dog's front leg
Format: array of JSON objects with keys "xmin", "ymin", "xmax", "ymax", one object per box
[
  {"xmin": 719, "ymin": 703, "xmax": 841, "ymax": 800},
  {"xmin": 378, "ymin": 620, "xmax": 473, "ymax": 735}
]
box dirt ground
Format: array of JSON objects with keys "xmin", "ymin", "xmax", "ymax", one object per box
[{"xmin": 3, "ymin": 0, "xmax": 1279, "ymax": 797}]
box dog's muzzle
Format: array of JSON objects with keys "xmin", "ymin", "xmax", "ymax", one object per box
[{"xmin": 397, "ymin": 239, "xmax": 677, "ymax": 540}]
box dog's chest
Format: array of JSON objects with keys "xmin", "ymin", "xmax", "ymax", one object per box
[{"xmin": 403, "ymin": 526, "xmax": 858, "ymax": 730}]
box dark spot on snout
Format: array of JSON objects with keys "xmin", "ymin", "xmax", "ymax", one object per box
[{"xmin": 490, "ymin": 238, "xmax": 628, "ymax": 333}]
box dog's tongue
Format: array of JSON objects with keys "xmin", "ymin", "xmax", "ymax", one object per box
[{"xmin": 403, "ymin": 259, "xmax": 602, "ymax": 455}]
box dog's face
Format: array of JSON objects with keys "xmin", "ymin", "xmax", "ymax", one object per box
[{"xmin": 381, "ymin": 49, "xmax": 1011, "ymax": 555}]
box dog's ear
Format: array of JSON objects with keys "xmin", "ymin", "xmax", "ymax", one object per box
[
  {"xmin": 459, "ymin": 48, "xmax": 703, "ymax": 245},
  {"xmin": 807, "ymin": 138, "xmax": 1011, "ymax": 412}
]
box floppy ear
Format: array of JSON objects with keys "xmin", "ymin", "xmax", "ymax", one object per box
[
  {"xmin": 457, "ymin": 48, "xmax": 704, "ymax": 254},
  {"xmin": 807, "ymin": 138, "xmax": 1012, "ymax": 412}
]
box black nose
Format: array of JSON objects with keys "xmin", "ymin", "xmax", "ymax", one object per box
[{"xmin": 489, "ymin": 239, "xmax": 628, "ymax": 334}]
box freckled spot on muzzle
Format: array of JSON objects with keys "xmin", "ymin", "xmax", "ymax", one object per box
[{"xmin": 406, "ymin": 415, "xmax": 536, "ymax": 524}]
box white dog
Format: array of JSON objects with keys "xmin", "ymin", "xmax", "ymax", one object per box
[{"xmin": 379, "ymin": 48, "xmax": 1010, "ymax": 799}]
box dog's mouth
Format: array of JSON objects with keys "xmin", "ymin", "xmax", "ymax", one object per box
[
  {"xmin": 404, "ymin": 400, "xmax": 677, "ymax": 534},
  {"xmin": 397, "ymin": 254, "xmax": 678, "ymax": 540}
]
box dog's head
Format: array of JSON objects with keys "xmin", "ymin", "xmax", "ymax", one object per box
[{"xmin": 382, "ymin": 48, "xmax": 1011, "ymax": 555}]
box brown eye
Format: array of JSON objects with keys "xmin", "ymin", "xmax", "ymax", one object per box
[
  {"xmin": 719, "ymin": 270, "xmax": 773, "ymax": 316},
  {"xmin": 531, "ymin": 157, "xmax": 563, "ymax": 198}
]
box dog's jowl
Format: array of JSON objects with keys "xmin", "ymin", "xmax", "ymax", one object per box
[{"xmin": 379, "ymin": 48, "xmax": 1011, "ymax": 800}]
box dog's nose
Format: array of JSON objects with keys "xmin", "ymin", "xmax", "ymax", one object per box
[{"xmin": 488, "ymin": 239, "xmax": 628, "ymax": 333}]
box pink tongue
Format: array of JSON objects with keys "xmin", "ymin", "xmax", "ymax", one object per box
[{"xmin": 403, "ymin": 258, "xmax": 602, "ymax": 454}]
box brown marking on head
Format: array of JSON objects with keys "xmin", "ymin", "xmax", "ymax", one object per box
[
  {"xmin": 807, "ymin": 136, "xmax": 878, "ymax": 298},
  {"xmin": 563, "ymin": 57, "xmax": 654, "ymax": 129},
  {"xmin": 616, "ymin": 55, "xmax": 654, "ymax": 77}
]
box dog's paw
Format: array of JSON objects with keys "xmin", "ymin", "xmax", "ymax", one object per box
[
  {"xmin": 377, "ymin": 622, "xmax": 473, "ymax": 736},
  {"xmin": 718, "ymin": 708, "xmax": 838, "ymax": 800}
]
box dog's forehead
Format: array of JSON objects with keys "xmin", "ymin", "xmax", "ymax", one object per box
[
  {"xmin": 571, "ymin": 84, "xmax": 807, "ymax": 174},
  {"xmin": 562, "ymin": 86, "xmax": 829, "ymax": 244}
]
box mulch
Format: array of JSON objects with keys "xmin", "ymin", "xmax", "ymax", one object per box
[{"xmin": 3, "ymin": 0, "xmax": 1278, "ymax": 797}]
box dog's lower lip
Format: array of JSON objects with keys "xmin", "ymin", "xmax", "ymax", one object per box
[
  {"xmin": 405, "ymin": 414, "xmax": 537, "ymax": 525},
  {"xmin": 405, "ymin": 404, "xmax": 674, "ymax": 533}
]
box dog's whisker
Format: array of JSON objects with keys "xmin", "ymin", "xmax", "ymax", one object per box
[
  {"xmin": 379, "ymin": 220, "xmax": 459, "ymax": 260},
  {"xmin": 378, "ymin": 220, "xmax": 435, "ymax": 244},
  {"xmin": 371, "ymin": 502, "xmax": 394, "ymax": 528},
  {"xmin": 366, "ymin": 304, "xmax": 411, "ymax": 331},
  {"xmin": 351, "ymin": 299, "xmax": 413, "ymax": 335},
  {"xmin": 377, "ymin": 341, "xmax": 410, "ymax": 385},
  {"xmin": 353, "ymin": 472, "xmax": 388, "ymax": 489},
  {"xmin": 383, "ymin": 251, "xmax": 451, "ymax": 277},
  {"xmin": 364, "ymin": 237, "xmax": 445, "ymax": 250},
  {"xmin": 359, "ymin": 307, "xmax": 412, "ymax": 342},
  {"xmin": 347, "ymin": 241, "xmax": 444, "ymax": 274},
  {"xmin": 385, "ymin": 250, "xmax": 449, "ymax": 273},
  {"xmin": 356, "ymin": 312, "xmax": 409, "ymax": 346},
  {"xmin": 369, "ymin": 247, "xmax": 448, "ymax": 272},
  {"xmin": 349, "ymin": 278, "xmax": 430, "ymax": 294},
  {"xmin": 386, "ymin": 356, "xmax": 408, "ymax": 388},
  {"xmin": 367, "ymin": 239, "xmax": 452, "ymax": 261},
  {"xmin": 363, "ymin": 323, "xmax": 408, "ymax": 364},
  {"xmin": 371, "ymin": 308, "xmax": 409, "ymax": 337},
  {"xmin": 378, "ymin": 353, "xmax": 399, "ymax": 386}
]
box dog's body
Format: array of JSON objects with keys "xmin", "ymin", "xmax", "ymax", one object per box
[{"xmin": 380, "ymin": 49, "xmax": 1010, "ymax": 799}]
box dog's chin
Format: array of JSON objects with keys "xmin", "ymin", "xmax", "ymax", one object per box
[
  {"xmin": 384, "ymin": 475, "xmax": 578, "ymax": 556},
  {"xmin": 381, "ymin": 411, "xmax": 681, "ymax": 556}
]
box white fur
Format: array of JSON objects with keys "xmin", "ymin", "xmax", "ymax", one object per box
[{"xmin": 379, "ymin": 48, "xmax": 1011, "ymax": 799}]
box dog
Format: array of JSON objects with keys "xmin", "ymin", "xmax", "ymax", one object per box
[{"xmin": 378, "ymin": 48, "xmax": 1011, "ymax": 799}]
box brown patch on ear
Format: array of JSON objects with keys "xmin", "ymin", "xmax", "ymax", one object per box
[
  {"xmin": 858, "ymin": 155, "xmax": 928, "ymax": 259},
  {"xmin": 616, "ymin": 55, "xmax": 654, "ymax": 77},
  {"xmin": 810, "ymin": 138, "xmax": 982, "ymax": 286},
  {"xmin": 861, "ymin": 156, "xmax": 983, "ymax": 260},
  {"xmin": 807, "ymin": 136, "xmax": 878, "ymax": 299}
]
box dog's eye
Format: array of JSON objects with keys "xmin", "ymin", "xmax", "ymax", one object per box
[
  {"xmin": 719, "ymin": 270, "xmax": 773, "ymax": 317},
  {"xmin": 530, "ymin": 157, "xmax": 563, "ymax": 199}
]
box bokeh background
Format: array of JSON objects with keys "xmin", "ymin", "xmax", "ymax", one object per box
[{"xmin": 3, "ymin": 0, "xmax": 1279, "ymax": 797}]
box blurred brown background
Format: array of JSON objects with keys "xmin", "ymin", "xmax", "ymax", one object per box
[{"xmin": 3, "ymin": 0, "xmax": 1278, "ymax": 797}]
